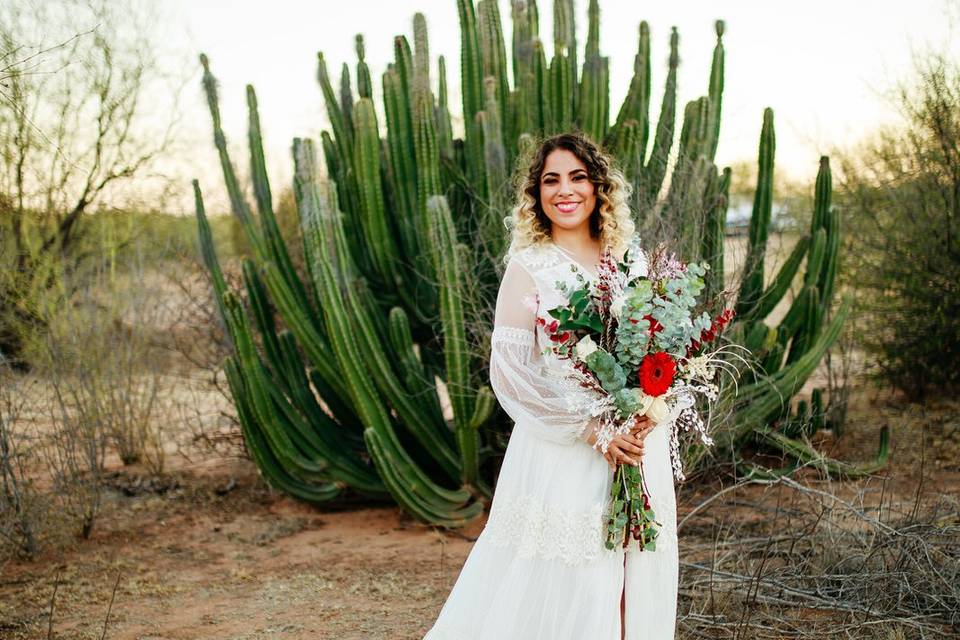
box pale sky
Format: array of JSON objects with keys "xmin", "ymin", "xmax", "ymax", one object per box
[{"xmin": 158, "ymin": 0, "xmax": 957, "ymax": 215}]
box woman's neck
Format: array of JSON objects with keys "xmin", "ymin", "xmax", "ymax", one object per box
[{"xmin": 550, "ymin": 225, "xmax": 601, "ymax": 261}]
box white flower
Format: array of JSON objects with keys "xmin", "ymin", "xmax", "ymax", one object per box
[
  {"xmin": 610, "ymin": 293, "xmax": 628, "ymax": 319},
  {"xmin": 628, "ymin": 251, "xmax": 649, "ymax": 280},
  {"xmin": 625, "ymin": 234, "xmax": 649, "ymax": 280},
  {"xmin": 574, "ymin": 334, "xmax": 598, "ymax": 360},
  {"xmin": 683, "ymin": 354, "xmax": 715, "ymax": 381},
  {"xmin": 633, "ymin": 389, "xmax": 654, "ymax": 414},
  {"xmin": 644, "ymin": 395, "xmax": 670, "ymax": 423}
]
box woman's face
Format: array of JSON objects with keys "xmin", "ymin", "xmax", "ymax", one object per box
[{"xmin": 538, "ymin": 148, "xmax": 597, "ymax": 234}]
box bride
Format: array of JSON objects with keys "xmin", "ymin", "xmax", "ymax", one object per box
[{"xmin": 424, "ymin": 132, "xmax": 683, "ymax": 640}]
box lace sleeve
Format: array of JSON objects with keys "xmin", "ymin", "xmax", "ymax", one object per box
[{"xmin": 489, "ymin": 257, "xmax": 601, "ymax": 445}]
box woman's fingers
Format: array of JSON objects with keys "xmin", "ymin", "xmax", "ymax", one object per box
[
  {"xmin": 616, "ymin": 436, "xmax": 644, "ymax": 455},
  {"xmin": 610, "ymin": 443, "xmax": 640, "ymax": 466},
  {"xmin": 634, "ymin": 425, "xmax": 654, "ymax": 441},
  {"xmin": 603, "ymin": 450, "xmax": 616, "ymax": 471},
  {"xmin": 603, "ymin": 433, "xmax": 650, "ymax": 468},
  {"xmin": 622, "ymin": 433, "xmax": 643, "ymax": 447},
  {"xmin": 635, "ymin": 420, "xmax": 653, "ymax": 432}
]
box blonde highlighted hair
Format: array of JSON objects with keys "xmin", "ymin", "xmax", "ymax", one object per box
[{"xmin": 503, "ymin": 131, "xmax": 635, "ymax": 262}]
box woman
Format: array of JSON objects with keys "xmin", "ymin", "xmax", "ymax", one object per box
[{"xmin": 424, "ymin": 132, "xmax": 681, "ymax": 640}]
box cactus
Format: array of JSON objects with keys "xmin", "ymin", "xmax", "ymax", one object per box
[{"xmin": 194, "ymin": 4, "xmax": 871, "ymax": 527}]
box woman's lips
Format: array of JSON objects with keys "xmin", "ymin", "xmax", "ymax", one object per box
[{"xmin": 555, "ymin": 202, "xmax": 580, "ymax": 213}]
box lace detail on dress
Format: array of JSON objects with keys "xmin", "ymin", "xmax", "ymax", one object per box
[
  {"xmin": 646, "ymin": 515, "xmax": 678, "ymax": 556},
  {"xmin": 514, "ymin": 242, "xmax": 565, "ymax": 272},
  {"xmin": 482, "ymin": 492, "xmax": 615, "ymax": 565},
  {"xmin": 491, "ymin": 326, "xmax": 535, "ymax": 347}
]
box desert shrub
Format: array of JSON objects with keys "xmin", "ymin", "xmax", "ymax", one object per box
[
  {"xmin": 836, "ymin": 53, "xmax": 960, "ymax": 400},
  {"xmin": 0, "ymin": 358, "xmax": 52, "ymax": 559}
]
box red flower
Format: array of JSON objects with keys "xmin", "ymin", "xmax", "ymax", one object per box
[
  {"xmin": 696, "ymin": 308, "xmax": 735, "ymax": 348},
  {"xmin": 639, "ymin": 352, "xmax": 676, "ymax": 397},
  {"xmin": 643, "ymin": 314, "xmax": 663, "ymax": 335}
]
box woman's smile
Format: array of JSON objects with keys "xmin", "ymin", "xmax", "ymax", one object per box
[{"xmin": 555, "ymin": 201, "xmax": 581, "ymax": 214}]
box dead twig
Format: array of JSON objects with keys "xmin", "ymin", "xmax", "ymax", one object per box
[
  {"xmin": 100, "ymin": 569, "xmax": 121, "ymax": 640},
  {"xmin": 46, "ymin": 567, "xmax": 61, "ymax": 640}
]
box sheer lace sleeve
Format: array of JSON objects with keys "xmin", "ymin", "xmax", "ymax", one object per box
[{"xmin": 489, "ymin": 257, "xmax": 600, "ymax": 445}]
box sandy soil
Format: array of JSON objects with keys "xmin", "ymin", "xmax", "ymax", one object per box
[{"xmin": 1, "ymin": 455, "xmax": 482, "ymax": 640}]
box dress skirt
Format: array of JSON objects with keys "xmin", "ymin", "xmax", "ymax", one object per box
[{"xmin": 423, "ymin": 416, "xmax": 679, "ymax": 640}]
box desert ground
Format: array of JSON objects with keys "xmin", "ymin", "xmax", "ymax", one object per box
[{"xmin": 2, "ymin": 378, "xmax": 957, "ymax": 639}]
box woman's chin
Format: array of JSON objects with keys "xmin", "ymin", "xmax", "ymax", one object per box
[{"xmin": 548, "ymin": 215, "xmax": 590, "ymax": 230}]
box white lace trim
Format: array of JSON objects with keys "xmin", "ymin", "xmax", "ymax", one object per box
[
  {"xmin": 654, "ymin": 523, "xmax": 678, "ymax": 553},
  {"xmin": 491, "ymin": 326, "xmax": 535, "ymax": 347},
  {"xmin": 514, "ymin": 242, "xmax": 566, "ymax": 272},
  {"xmin": 482, "ymin": 492, "xmax": 616, "ymax": 565}
]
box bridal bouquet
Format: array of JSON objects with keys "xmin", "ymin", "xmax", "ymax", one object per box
[{"xmin": 539, "ymin": 235, "xmax": 738, "ymax": 551}]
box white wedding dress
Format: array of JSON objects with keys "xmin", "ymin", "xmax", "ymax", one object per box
[{"xmin": 424, "ymin": 240, "xmax": 682, "ymax": 640}]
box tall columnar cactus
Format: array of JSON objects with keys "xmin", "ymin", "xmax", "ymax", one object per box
[{"xmin": 195, "ymin": 3, "xmax": 880, "ymax": 528}]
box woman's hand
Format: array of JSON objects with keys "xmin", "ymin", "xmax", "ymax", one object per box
[
  {"xmin": 585, "ymin": 415, "xmax": 659, "ymax": 471},
  {"xmin": 630, "ymin": 415, "xmax": 655, "ymax": 441},
  {"xmin": 597, "ymin": 415, "xmax": 657, "ymax": 471},
  {"xmin": 603, "ymin": 432, "xmax": 645, "ymax": 470}
]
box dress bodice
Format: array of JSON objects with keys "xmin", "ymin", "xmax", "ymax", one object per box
[{"xmin": 511, "ymin": 241, "xmax": 597, "ymax": 370}]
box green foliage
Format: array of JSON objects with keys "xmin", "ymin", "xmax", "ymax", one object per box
[
  {"xmin": 614, "ymin": 280, "xmax": 655, "ymax": 369},
  {"xmin": 652, "ymin": 264, "xmax": 712, "ymax": 356},
  {"xmin": 584, "ymin": 349, "xmax": 627, "ymax": 394},
  {"xmin": 547, "ymin": 275, "xmax": 603, "ymax": 334}
]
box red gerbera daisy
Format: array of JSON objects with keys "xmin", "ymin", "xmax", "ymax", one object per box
[{"xmin": 639, "ymin": 352, "xmax": 676, "ymax": 397}]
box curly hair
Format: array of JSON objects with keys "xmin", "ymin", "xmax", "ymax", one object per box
[{"xmin": 503, "ymin": 131, "xmax": 635, "ymax": 263}]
